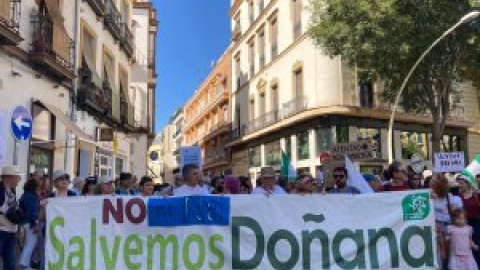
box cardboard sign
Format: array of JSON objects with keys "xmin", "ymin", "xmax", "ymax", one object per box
[
  {"xmin": 410, "ymin": 153, "xmax": 425, "ymax": 174},
  {"xmin": 331, "ymin": 141, "xmax": 374, "ymax": 162},
  {"xmin": 180, "ymin": 146, "xmax": 203, "ymax": 173},
  {"xmin": 435, "ymin": 152, "xmax": 465, "ymax": 173}
]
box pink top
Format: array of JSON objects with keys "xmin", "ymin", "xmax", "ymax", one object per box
[{"xmin": 447, "ymin": 225, "xmax": 473, "ymax": 256}]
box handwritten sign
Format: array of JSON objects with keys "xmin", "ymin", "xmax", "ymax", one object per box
[
  {"xmin": 435, "ymin": 152, "xmax": 465, "ymax": 173},
  {"xmin": 180, "ymin": 146, "xmax": 202, "ymax": 172},
  {"xmin": 147, "ymin": 196, "xmax": 230, "ymax": 226},
  {"xmin": 331, "ymin": 141, "xmax": 374, "ymax": 162}
]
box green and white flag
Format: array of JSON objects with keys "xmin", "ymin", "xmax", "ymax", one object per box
[
  {"xmin": 462, "ymin": 154, "xmax": 480, "ymax": 189},
  {"xmin": 281, "ymin": 150, "xmax": 297, "ymax": 182}
]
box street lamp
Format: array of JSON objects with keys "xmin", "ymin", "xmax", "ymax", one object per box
[{"xmin": 387, "ymin": 11, "xmax": 480, "ymax": 164}]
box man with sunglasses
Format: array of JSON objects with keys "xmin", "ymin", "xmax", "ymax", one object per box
[{"xmin": 329, "ymin": 167, "xmax": 359, "ymax": 194}]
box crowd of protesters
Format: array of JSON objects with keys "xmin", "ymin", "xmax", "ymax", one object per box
[{"xmin": 1, "ymin": 162, "xmax": 480, "ymax": 270}]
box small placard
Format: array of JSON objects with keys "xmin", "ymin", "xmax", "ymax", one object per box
[
  {"xmin": 147, "ymin": 196, "xmax": 230, "ymax": 227},
  {"xmin": 434, "ymin": 152, "xmax": 465, "ymax": 173}
]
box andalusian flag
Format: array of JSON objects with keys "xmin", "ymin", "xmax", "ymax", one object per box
[
  {"xmin": 462, "ymin": 154, "xmax": 480, "ymax": 189},
  {"xmin": 281, "ymin": 151, "xmax": 297, "ymax": 182}
]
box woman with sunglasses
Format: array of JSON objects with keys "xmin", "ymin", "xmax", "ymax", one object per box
[
  {"xmin": 292, "ymin": 174, "xmax": 316, "ymax": 195},
  {"xmin": 378, "ymin": 161, "xmax": 410, "ymax": 192}
]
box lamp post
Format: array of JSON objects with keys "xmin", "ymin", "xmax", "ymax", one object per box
[{"xmin": 387, "ymin": 11, "xmax": 480, "ymax": 164}]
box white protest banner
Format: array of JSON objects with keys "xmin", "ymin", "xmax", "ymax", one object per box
[
  {"xmin": 0, "ymin": 110, "xmax": 7, "ymax": 165},
  {"xmin": 180, "ymin": 146, "xmax": 202, "ymax": 173},
  {"xmin": 434, "ymin": 151, "xmax": 465, "ymax": 173},
  {"xmin": 46, "ymin": 192, "xmax": 437, "ymax": 270}
]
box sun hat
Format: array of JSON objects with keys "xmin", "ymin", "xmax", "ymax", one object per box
[{"xmin": 0, "ymin": 166, "xmax": 22, "ymax": 177}]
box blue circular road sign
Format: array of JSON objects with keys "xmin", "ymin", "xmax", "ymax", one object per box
[{"xmin": 10, "ymin": 105, "xmax": 33, "ymax": 141}]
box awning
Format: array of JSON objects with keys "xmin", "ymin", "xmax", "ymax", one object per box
[{"xmin": 37, "ymin": 101, "xmax": 94, "ymax": 141}]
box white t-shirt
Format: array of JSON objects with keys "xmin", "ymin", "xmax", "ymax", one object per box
[
  {"xmin": 173, "ymin": 185, "xmax": 211, "ymax": 196},
  {"xmin": 252, "ymin": 185, "xmax": 287, "ymax": 195},
  {"xmin": 434, "ymin": 194, "xmax": 463, "ymax": 223}
]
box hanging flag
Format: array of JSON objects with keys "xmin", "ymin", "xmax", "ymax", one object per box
[
  {"xmin": 462, "ymin": 154, "xmax": 480, "ymax": 189},
  {"xmin": 345, "ymin": 156, "xmax": 374, "ymax": 194},
  {"xmin": 281, "ymin": 150, "xmax": 297, "ymax": 182}
]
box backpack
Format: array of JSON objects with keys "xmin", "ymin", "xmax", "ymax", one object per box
[{"xmin": 0, "ymin": 183, "xmax": 26, "ymax": 225}]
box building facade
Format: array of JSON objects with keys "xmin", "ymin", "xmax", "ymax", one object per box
[
  {"xmin": 184, "ymin": 50, "xmax": 232, "ymax": 176},
  {"xmin": 0, "ymin": 0, "xmax": 75, "ymax": 194},
  {"xmin": 171, "ymin": 108, "xmax": 185, "ymax": 168},
  {"xmin": 131, "ymin": 0, "xmax": 158, "ymax": 177},
  {"xmin": 0, "ymin": 0, "xmax": 157, "ymax": 191},
  {"xmin": 228, "ymin": 0, "xmax": 477, "ymax": 179}
]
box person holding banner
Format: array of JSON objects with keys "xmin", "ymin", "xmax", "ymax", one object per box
[
  {"xmin": 379, "ymin": 162, "xmax": 410, "ymax": 192},
  {"xmin": 48, "ymin": 171, "xmax": 76, "ymax": 198},
  {"xmin": 173, "ymin": 164, "xmax": 210, "ymax": 196},
  {"xmin": 252, "ymin": 167, "xmax": 287, "ymax": 195},
  {"xmin": 291, "ymin": 174, "xmax": 316, "ymax": 195},
  {"xmin": 458, "ymin": 175, "xmax": 480, "ymax": 266},
  {"xmin": 329, "ymin": 167, "xmax": 360, "ymax": 195},
  {"xmin": 139, "ymin": 176, "xmax": 155, "ymax": 197},
  {"xmin": 97, "ymin": 176, "xmax": 115, "ymax": 195}
]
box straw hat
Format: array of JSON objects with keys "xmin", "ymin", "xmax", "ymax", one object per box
[{"xmin": 0, "ymin": 166, "xmax": 21, "ymax": 177}]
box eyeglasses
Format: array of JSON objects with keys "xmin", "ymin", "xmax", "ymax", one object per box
[{"xmin": 333, "ymin": 175, "xmax": 345, "ymax": 179}]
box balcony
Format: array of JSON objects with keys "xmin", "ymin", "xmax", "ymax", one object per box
[
  {"xmin": 85, "ymin": 0, "xmax": 105, "ymax": 17},
  {"xmin": 0, "ymin": 0, "xmax": 22, "ymax": 45},
  {"xmin": 120, "ymin": 97, "xmax": 128, "ymax": 126},
  {"xmin": 120, "ymin": 23, "xmax": 134, "ymax": 58},
  {"xmin": 30, "ymin": 14, "xmax": 75, "ymax": 81},
  {"xmin": 77, "ymin": 67, "xmax": 106, "ymax": 116},
  {"xmin": 230, "ymin": 125, "xmax": 246, "ymax": 141},
  {"xmin": 104, "ymin": 0, "xmax": 121, "ymax": 41},
  {"xmin": 282, "ymin": 96, "xmax": 307, "ymax": 119},
  {"xmin": 232, "ymin": 24, "xmax": 241, "ymax": 42}
]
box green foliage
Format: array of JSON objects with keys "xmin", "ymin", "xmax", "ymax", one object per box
[{"xmin": 309, "ymin": 0, "xmax": 480, "ymax": 150}]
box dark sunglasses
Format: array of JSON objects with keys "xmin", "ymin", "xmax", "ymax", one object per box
[{"xmin": 333, "ymin": 174, "xmax": 345, "ymax": 179}]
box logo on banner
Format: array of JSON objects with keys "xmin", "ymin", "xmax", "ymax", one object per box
[{"xmin": 402, "ymin": 193, "xmax": 430, "ymax": 221}]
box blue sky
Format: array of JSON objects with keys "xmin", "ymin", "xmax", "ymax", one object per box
[{"xmin": 153, "ymin": 0, "xmax": 231, "ymax": 132}]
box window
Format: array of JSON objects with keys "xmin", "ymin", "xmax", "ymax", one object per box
[
  {"xmin": 115, "ymin": 157, "xmax": 124, "ymax": 177},
  {"xmin": 103, "ymin": 50, "xmax": 115, "ymax": 89},
  {"xmin": 285, "ymin": 136, "xmax": 292, "ymax": 159},
  {"xmin": 223, "ymin": 105, "xmax": 228, "ymax": 122},
  {"xmin": 294, "ymin": 68, "xmax": 303, "ymax": 98},
  {"xmin": 265, "ymin": 140, "xmax": 282, "ymax": 166},
  {"xmin": 235, "ymin": 54, "xmax": 241, "ymax": 89},
  {"xmin": 292, "ymin": 0, "xmax": 302, "ymax": 39},
  {"xmin": 236, "ymin": 105, "xmax": 241, "ymax": 131},
  {"xmin": 316, "ymin": 126, "xmax": 331, "ymax": 153},
  {"xmin": 357, "ymin": 128, "xmax": 381, "ymax": 158},
  {"xmin": 297, "ymin": 131, "xmax": 310, "ymax": 160},
  {"xmin": 336, "ymin": 125, "xmax": 349, "ymax": 143},
  {"xmin": 270, "ymin": 18, "xmax": 278, "ymax": 58},
  {"xmin": 259, "ymin": 0, "xmax": 265, "ymax": 12},
  {"xmin": 248, "ymin": 0, "xmax": 254, "ymax": 23},
  {"xmin": 259, "ymin": 92, "xmax": 266, "ymax": 115},
  {"xmin": 271, "ymin": 85, "xmax": 279, "ymax": 111},
  {"xmin": 120, "ymin": 0, "xmax": 129, "ymax": 24},
  {"xmin": 400, "ymin": 132, "xmax": 429, "ymax": 159},
  {"xmin": 249, "ymin": 146, "xmax": 261, "ymax": 167},
  {"xmin": 249, "ymin": 98, "xmax": 255, "ymax": 121},
  {"xmin": 359, "ymin": 80, "xmax": 374, "ymax": 108},
  {"xmin": 81, "ymin": 25, "xmax": 96, "ymax": 70},
  {"xmin": 234, "ymin": 13, "xmax": 241, "ymax": 32},
  {"xmin": 249, "ymin": 40, "xmax": 255, "ymax": 76},
  {"xmin": 258, "ymin": 30, "xmax": 265, "ymax": 68},
  {"xmin": 440, "ymin": 135, "xmax": 463, "ymax": 152}
]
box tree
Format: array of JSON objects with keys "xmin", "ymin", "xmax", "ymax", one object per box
[{"xmin": 308, "ymin": 0, "xmax": 480, "ymax": 154}]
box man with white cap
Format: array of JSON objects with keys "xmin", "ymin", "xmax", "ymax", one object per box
[
  {"xmin": 252, "ymin": 167, "xmax": 286, "ymax": 195},
  {"xmin": 98, "ymin": 176, "xmax": 115, "ymax": 195},
  {"xmin": 0, "ymin": 165, "xmax": 22, "ymax": 270}
]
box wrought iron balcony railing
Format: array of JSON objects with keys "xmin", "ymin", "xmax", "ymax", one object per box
[
  {"xmin": 0, "ymin": 0, "xmax": 22, "ymax": 45},
  {"xmin": 104, "ymin": 0, "xmax": 121, "ymax": 40}
]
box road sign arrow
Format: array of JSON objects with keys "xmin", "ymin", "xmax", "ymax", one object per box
[{"xmin": 14, "ymin": 116, "xmax": 31, "ymax": 130}]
